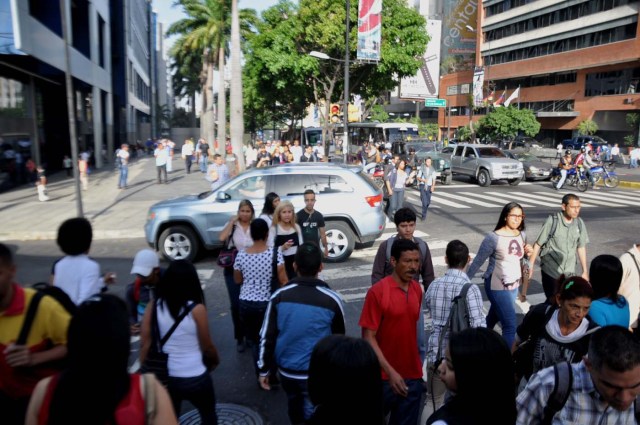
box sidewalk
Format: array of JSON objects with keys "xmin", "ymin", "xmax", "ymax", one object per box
[{"xmin": 0, "ymin": 155, "xmax": 212, "ymax": 241}]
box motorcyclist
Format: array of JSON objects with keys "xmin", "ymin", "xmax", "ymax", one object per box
[
  {"xmin": 583, "ymin": 150, "xmax": 599, "ymax": 189},
  {"xmin": 555, "ymin": 150, "xmax": 574, "ymax": 190}
]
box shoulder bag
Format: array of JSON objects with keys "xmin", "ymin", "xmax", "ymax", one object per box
[
  {"xmin": 140, "ymin": 301, "xmax": 196, "ymax": 385},
  {"xmin": 217, "ymin": 223, "xmax": 238, "ymax": 268}
]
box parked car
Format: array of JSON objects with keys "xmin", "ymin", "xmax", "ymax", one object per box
[
  {"xmin": 500, "ymin": 137, "xmax": 541, "ymax": 151},
  {"xmin": 405, "ymin": 142, "xmax": 453, "ymax": 185},
  {"xmin": 450, "ymin": 144, "xmax": 524, "ymax": 187},
  {"xmin": 144, "ymin": 163, "xmax": 386, "ymax": 263},
  {"xmin": 504, "ymin": 150, "xmax": 553, "ymax": 181},
  {"xmin": 562, "ymin": 135, "xmax": 607, "ymax": 150}
]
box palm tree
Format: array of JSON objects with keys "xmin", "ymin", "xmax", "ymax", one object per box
[
  {"xmin": 167, "ymin": 0, "xmax": 228, "ymax": 151},
  {"xmin": 230, "ymin": 0, "xmax": 246, "ymax": 170}
]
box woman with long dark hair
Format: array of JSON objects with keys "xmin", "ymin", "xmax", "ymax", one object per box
[
  {"xmin": 25, "ymin": 294, "xmax": 177, "ymax": 425},
  {"xmin": 467, "ymin": 202, "xmax": 532, "ymax": 348},
  {"xmin": 427, "ymin": 328, "xmax": 516, "ymax": 425},
  {"xmin": 588, "ymin": 254, "xmax": 629, "ymax": 327},
  {"xmin": 219, "ymin": 199, "xmax": 255, "ymax": 352},
  {"xmin": 140, "ymin": 261, "xmax": 220, "ymax": 424},
  {"xmin": 258, "ymin": 192, "xmax": 280, "ymax": 228}
]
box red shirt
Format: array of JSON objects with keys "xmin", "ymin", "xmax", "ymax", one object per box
[
  {"xmin": 39, "ymin": 374, "xmax": 146, "ymax": 425},
  {"xmin": 359, "ymin": 276, "xmax": 423, "ymax": 380}
]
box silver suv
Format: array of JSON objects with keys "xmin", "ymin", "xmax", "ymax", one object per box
[{"xmin": 144, "ymin": 163, "xmax": 386, "ymax": 263}]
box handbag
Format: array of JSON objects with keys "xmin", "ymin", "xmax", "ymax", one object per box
[
  {"xmin": 217, "ymin": 224, "xmax": 238, "ymax": 268},
  {"xmin": 140, "ymin": 301, "xmax": 196, "ymax": 385}
]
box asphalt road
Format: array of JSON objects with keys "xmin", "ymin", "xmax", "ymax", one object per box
[{"xmin": 5, "ymin": 178, "xmax": 640, "ymax": 424}]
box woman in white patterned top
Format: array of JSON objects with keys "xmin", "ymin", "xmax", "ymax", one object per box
[{"xmin": 234, "ymin": 218, "xmax": 286, "ymax": 376}]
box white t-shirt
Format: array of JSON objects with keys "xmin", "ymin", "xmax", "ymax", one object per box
[{"xmin": 53, "ymin": 255, "xmax": 104, "ymax": 305}]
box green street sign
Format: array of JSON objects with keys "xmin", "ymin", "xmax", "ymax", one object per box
[{"xmin": 425, "ymin": 98, "xmax": 446, "ymax": 108}]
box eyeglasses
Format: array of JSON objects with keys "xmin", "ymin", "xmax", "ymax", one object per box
[{"xmin": 507, "ymin": 214, "xmax": 524, "ymax": 220}]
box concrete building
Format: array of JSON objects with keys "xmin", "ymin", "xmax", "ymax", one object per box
[
  {"xmin": 439, "ymin": 0, "xmax": 640, "ymax": 145},
  {"xmin": 0, "ymin": 0, "xmax": 113, "ymax": 175}
]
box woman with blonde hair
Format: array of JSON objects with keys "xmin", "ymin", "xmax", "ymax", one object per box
[{"xmin": 268, "ymin": 200, "xmax": 303, "ymax": 280}]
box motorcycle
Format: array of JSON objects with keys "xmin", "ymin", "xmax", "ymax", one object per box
[
  {"xmin": 367, "ymin": 162, "xmax": 386, "ymax": 191},
  {"xmin": 550, "ymin": 165, "xmax": 589, "ymax": 192},
  {"xmin": 590, "ymin": 162, "xmax": 619, "ymax": 188}
]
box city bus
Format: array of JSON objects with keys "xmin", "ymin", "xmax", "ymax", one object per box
[{"xmin": 347, "ymin": 122, "xmax": 419, "ymax": 161}]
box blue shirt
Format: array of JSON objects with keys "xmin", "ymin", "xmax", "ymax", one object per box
[{"xmin": 588, "ymin": 296, "xmax": 630, "ymax": 328}]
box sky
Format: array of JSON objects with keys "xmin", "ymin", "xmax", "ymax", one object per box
[{"xmin": 154, "ymin": 0, "xmax": 283, "ymax": 56}]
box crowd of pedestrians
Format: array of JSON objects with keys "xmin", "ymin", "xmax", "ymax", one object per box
[{"xmin": 3, "ymin": 182, "xmax": 640, "ymax": 425}]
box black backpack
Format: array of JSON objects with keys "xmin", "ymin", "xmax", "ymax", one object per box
[
  {"xmin": 435, "ymin": 283, "xmax": 473, "ymax": 363},
  {"xmin": 16, "ymin": 283, "xmax": 76, "ymax": 346}
]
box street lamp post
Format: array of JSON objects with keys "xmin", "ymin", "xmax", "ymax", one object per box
[{"xmin": 343, "ymin": 0, "xmax": 350, "ymax": 163}]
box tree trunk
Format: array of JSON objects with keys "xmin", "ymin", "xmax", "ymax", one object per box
[
  {"xmin": 217, "ymin": 46, "xmax": 226, "ymax": 155},
  {"xmin": 205, "ymin": 61, "xmax": 215, "ymax": 148},
  {"xmin": 189, "ymin": 92, "xmax": 197, "ymax": 128},
  {"xmin": 230, "ymin": 0, "xmax": 246, "ymax": 171}
]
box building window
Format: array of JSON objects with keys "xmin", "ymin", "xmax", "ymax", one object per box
[
  {"xmin": 28, "ymin": 0, "xmax": 62, "ymax": 36},
  {"xmin": 585, "ymin": 67, "xmax": 640, "ymax": 96},
  {"xmin": 98, "ymin": 14, "xmax": 106, "ymax": 68},
  {"xmin": 71, "ymin": 0, "xmax": 90, "ymax": 59},
  {"xmin": 0, "ymin": 77, "xmax": 26, "ymax": 118}
]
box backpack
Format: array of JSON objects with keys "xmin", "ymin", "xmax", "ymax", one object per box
[
  {"xmin": 539, "ymin": 214, "xmax": 585, "ymax": 257},
  {"xmin": 435, "ymin": 283, "xmax": 473, "ymax": 363},
  {"xmin": 542, "ymin": 362, "xmax": 640, "ymax": 425},
  {"xmin": 16, "ymin": 284, "xmax": 76, "ymax": 346}
]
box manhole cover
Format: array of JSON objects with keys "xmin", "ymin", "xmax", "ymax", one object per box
[{"xmin": 179, "ymin": 403, "xmax": 263, "ymax": 425}]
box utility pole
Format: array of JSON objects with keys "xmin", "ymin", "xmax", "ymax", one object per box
[
  {"xmin": 343, "ymin": 0, "xmax": 350, "ymax": 163},
  {"xmin": 60, "ymin": 0, "xmax": 83, "ymax": 217}
]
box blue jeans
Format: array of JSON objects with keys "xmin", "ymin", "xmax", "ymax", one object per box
[
  {"xmin": 167, "ymin": 372, "xmax": 217, "ymax": 425},
  {"xmin": 484, "ymin": 276, "xmax": 518, "ymax": 348},
  {"xmin": 382, "ymin": 378, "xmax": 424, "ymax": 425},
  {"xmin": 280, "ymin": 375, "xmax": 314, "ymax": 424},
  {"xmin": 200, "ymin": 155, "xmax": 208, "ymax": 172},
  {"xmin": 556, "ymin": 169, "xmax": 567, "ymax": 189},
  {"xmin": 419, "ymin": 185, "xmax": 432, "ymax": 220},
  {"xmin": 630, "ymin": 157, "xmax": 638, "ymax": 168},
  {"xmin": 224, "ymin": 267, "xmax": 244, "ymax": 343},
  {"xmin": 389, "ymin": 189, "xmax": 405, "ymax": 217},
  {"xmin": 118, "ymin": 164, "xmax": 128, "ymax": 188}
]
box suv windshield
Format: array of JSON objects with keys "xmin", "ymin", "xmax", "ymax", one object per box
[{"xmin": 477, "ymin": 147, "xmax": 507, "ymax": 158}]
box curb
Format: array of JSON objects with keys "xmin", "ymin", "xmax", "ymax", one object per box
[{"xmin": 619, "ymin": 180, "xmax": 640, "ymax": 189}]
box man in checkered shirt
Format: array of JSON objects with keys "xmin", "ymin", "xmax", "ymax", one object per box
[
  {"xmin": 516, "ymin": 326, "xmax": 640, "ymax": 425},
  {"xmin": 423, "ymin": 240, "xmax": 486, "ymax": 419}
]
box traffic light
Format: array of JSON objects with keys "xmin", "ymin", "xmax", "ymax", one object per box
[{"xmin": 330, "ymin": 104, "xmax": 341, "ymax": 123}]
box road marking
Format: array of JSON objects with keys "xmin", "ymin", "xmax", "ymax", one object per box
[
  {"xmin": 507, "ymin": 191, "xmax": 591, "ymax": 207},
  {"xmin": 435, "ymin": 191, "xmax": 506, "ymax": 208},
  {"xmin": 533, "ymin": 191, "xmax": 629, "ymax": 207},
  {"xmin": 458, "ymin": 191, "xmax": 535, "ymax": 208},
  {"xmin": 569, "ymin": 191, "xmax": 640, "ymax": 207},
  {"xmin": 198, "ymin": 269, "xmax": 215, "ymax": 281},
  {"xmin": 431, "ymin": 196, "xmax": 472, "ymax": 209}
]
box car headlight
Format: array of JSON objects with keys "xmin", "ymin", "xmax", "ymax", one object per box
[{"xmin": 529, "ymin": 166, "xmax": 538, "ymax": 172}]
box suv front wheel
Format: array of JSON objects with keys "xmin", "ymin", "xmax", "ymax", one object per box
[
  {"xmin": 324, "ymin": 222, "xmax": 356, "ymax": 263},
  {"xmin": 159, "ymin": 225, "xmax": 199, "ymax": 262}
]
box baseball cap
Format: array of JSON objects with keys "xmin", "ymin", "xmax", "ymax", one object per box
[{"xmin": 131, "ymin": 249, "xmax": 159, "ymax": 277}]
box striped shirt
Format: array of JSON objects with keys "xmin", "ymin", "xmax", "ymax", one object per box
[{"xmin": 424, "ymin": 268, "xmax": 486, "ymax": 364}]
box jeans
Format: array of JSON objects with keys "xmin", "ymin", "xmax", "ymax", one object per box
[
  {"xmin": 185, "ymin": 156, "xmax": 192, "ymax": 173},
  {"xmin": 541, "ymin": 269, "xmax": 562, "ymax": 302},
  {"xmin": 157, "ymin": 164, "xmax": 167, "ymax": 183},
  {"xmin": 167, "ymin": 372, "xmax": 217, "ymax": 425},
  {"xmin": 224, "ymin": 267, "xmax": 244, "ymax": 343},
  {"xmin": 389, "ymin": 188, "xmax": 405, "ymax": 217},
  {"xmin": 419, "ymin": 185, "xmax": 432, "ymax": 221},
  {"xmin": 484, "ymin": 276, "xmax": 518, "ymax": 349},
  {"xmin": 239, "ymin": 299, "xmax": 268, "ymax": 373},
  {"xmin": 630, "ymin": 157, "xmax": 638, "ymax": 168},
  {"xmin": 280, "ymin": 375, "xmax": 314, "ymax": 424},
  {"xmin": 556, "ymin": 169, "xmax": 568, "ymax": 189},
  {"xmin": 382, "ymin": 378, "xmax": 424, "ymax": 425},
  {"xmin": 200, "ymin": 155, "xmax": 208, "ymax": 172},
  {"xmin": 118, "ymin": 164, "xmax": 128, "ymax": 188}
]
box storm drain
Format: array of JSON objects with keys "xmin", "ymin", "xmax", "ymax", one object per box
[{"xmin": 179, "ymin": 403, "xmax": 263, "ymax": 425}]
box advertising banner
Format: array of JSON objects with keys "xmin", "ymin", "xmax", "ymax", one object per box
[
  {"xmin": 357, "ymin": 0, "xmax": 382, "ymax": 61},
  {"xmin": 472, "ymin": 66, "xmax": 484, "ymax": 106},
  {"xmin": 441, "ymin": 0, "xmax": 478, "ymax": 74},
  {"xmin": 399, "ymin": 19, "xmax": 441, "ymax": 99}
]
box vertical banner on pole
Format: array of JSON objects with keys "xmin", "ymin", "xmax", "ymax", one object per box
[
  {"xmin": 472, "ymin": 66, "xmax": 484, "ymax": 107},
  {"xmin": 357, "ymin": 0, "xmax": 382, "ymax": 61},
  {"xmin": 400, "ymin": 19, "xmax": 442, "ymax": 99}
]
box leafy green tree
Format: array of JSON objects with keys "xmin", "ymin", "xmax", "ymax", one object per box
[
  {"xmin": 366, "ymin": 104, "xmax": 389, "ymax": 123},
  {"xmin": 244, "ymin": 0, "xmax": 428, "ymax": 154},
  {"xmin": 626, "ymin": 113, "xmax": 639, "ymax": 146},
  {"xmin": 477, "ymin": 107, "xmax": 540, "ymax": 140},
  {"xmin": 457, "ymin": 125, "xmax": 472, "ymax": 142},
  {"xmin": 577, "ymin": 119, "xmax": 598, "ymax": 136}
]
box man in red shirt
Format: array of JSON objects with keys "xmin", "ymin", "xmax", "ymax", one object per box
[{"xmin": 360, "ymin": 238, "xmax": 424, "ymax": 425}]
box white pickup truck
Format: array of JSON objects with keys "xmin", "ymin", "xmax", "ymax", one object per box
[{"xmin": 450, "ymin": 144, "xmax": 524, "ymax": 187}]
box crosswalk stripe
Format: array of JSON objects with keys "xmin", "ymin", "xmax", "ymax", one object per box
[
  {"xmin": 458, "ymin": 191, "xmax": 536, "ymax": 208},
  {"xmin": 322, "ymin": 255, "xmax": 452, "ymax": 281},
  {"xmin": 507, "ymin": 191, "xmax": 594, "ymax": 207},
  {"xmin": 574, "ymin": 191, "xmax": 640, "ymax": 207},
  {"xmin": 349, "ymin": 237, "xmax": 446, "ymax": 259},
  {"xmin": 435, "ymin": 191, "xmax": 505, "ymax": 208},
  {"xmin": 533, "ymin": 191, "xmax": 629, "ymax": 207},
  {"xmin": 431, "ymin": 195, "xmax": 472, "ymax": 209},
  {"xmin": 489, "ymin": 191, "xmax": 560, "ymax": 207}
]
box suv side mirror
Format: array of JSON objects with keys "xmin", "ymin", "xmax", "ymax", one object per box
[{"xmin": 216, "ymin": 191, "xmax": 230, "ymax": 201}]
